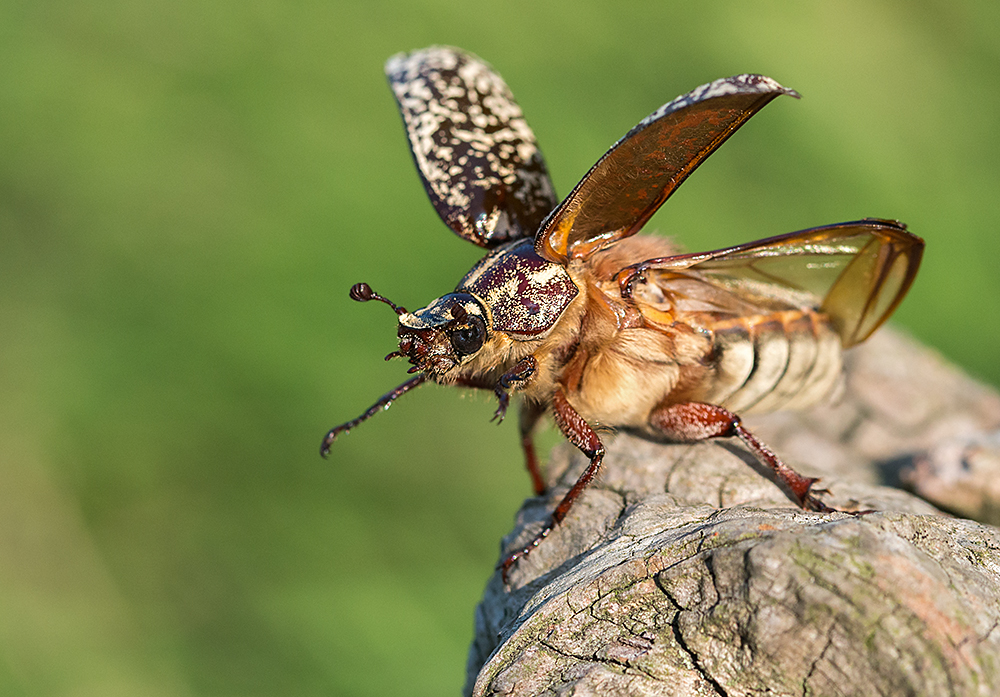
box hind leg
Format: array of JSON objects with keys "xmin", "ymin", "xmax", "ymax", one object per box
[{"xmin": 650, "ymin": 401, "xmax": 835, "ymax": 512}]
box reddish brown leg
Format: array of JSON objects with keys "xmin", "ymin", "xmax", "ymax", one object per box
[
  {"xmin": 649, "ymin": 401, "xmax": 835, "ymax": 513},
  {"xmin": 519, "ymin": 399, "xmax": 547, "ymax": 496},
  {"xmin": 500, "ymin": 388, "xmax": 605, "ymax": 581},
  {"xmin": 320, "ymin": 374, "xmax": 428, "ymax": 456}
]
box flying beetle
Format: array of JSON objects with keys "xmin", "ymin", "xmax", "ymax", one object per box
[{"xmin": 321, "ymin": 46, "xmax": 924, "ymax": 579}]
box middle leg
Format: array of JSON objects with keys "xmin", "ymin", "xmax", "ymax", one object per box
[{"xmin": 500, "ymin": 387, "xmax": 606, "ymax": 580}]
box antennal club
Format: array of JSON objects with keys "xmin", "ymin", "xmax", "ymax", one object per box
[{"xmin": 349, "ymin": 282, "xmax": 407, "ymax": 315}]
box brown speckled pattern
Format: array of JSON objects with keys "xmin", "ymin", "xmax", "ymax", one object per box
[
  {"xmin": 459, "ymin": 239, "xmax": 578, "ymax": 338},
  {"xmin": 386, "ymin": 47, "xmax": 557, "ymax": 247}
]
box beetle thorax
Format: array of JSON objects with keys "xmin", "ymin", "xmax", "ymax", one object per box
[
  {"xmin": 457, "ymin": 239, "xmax": 579, "ymax": 339},
  {"xmin": 395, "ymin": 239, "xmax": 580, "ymax": 381}
]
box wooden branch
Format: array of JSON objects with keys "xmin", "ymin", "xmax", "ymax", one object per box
[{"xmin": 466, "ymin": 330, "xmax": 1000, "ymax": 696}]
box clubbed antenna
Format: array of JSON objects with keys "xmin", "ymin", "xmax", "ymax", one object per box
[{"xmin": 349, "ymin": 282, "xmax": 407, "ymax": 315}]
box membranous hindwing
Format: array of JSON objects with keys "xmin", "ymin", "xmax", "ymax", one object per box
[{"xmin": 458, "ymin": 239, "xmax": 578, "ymax": 339}]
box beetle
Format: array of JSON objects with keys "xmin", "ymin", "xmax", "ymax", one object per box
[{"xmin": 321, "ymin": 46, "xmax": 924, "ymax": 579}]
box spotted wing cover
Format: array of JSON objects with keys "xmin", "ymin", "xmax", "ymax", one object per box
[
  {"xmin": 537, "ymin": 75, "xmax": 798, "ymax": 263},
  {"xmin": 628, "ymin": 220, "xmax": 924, "ymax": 347},
  {"xmin": 385, "ymin": 47, "xmax": 558, "ymax": 248}
]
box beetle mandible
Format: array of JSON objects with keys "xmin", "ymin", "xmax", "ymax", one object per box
[{"xmin": 321, "ymin": 47, "xmax": 924, "ymax": 580}]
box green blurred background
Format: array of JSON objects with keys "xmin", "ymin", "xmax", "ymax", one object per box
[{"xmin": 1, "ymin": 1, "xmax": 998, "ymax": 695}]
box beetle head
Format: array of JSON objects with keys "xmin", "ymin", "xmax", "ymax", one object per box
[
  {"xmin": 396, "ymin": 293, "xmax": 489, "ymax": 376},
  {"xmin": 349, "ymin": 236, "xmax": 579, "ymax": 379},
  {"xmin": 349, "ymin": 282, "xmax": 490, "ymax": 377}
]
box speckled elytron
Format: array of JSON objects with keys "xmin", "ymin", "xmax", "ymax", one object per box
[{"xmin": 322, "ymin": 46, "xmax": 924, "ymax": 580}]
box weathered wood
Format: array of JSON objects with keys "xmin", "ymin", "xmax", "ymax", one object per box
[{"xmin": 466, "ymin": 330, "xmax": 1000, "ymax": 696}]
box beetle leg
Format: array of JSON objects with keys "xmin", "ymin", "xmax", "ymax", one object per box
[
  {"xmin": 649, "ymin": 401, "xmax": 836, "ymax": 513},
  {"xmin": 519, "ymin": 398, "xmax": 547, "ymax": 496},
  {"xmin": 500, "ymin": 387, "xmax": 605, "ymax": 581},
  {"xmin": 492, "ymin": 356, "xmax": 538, "ymax": 424},
  {"xmin": 320, "ymin": 374, "xmax": 428, "ymax": 457}
]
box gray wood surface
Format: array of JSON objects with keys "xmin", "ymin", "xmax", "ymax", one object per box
[{"xmin": 467, "ymin": 330, "xmax": 1000, "ymax": 696}]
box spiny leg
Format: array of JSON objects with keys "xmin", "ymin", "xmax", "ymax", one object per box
[
  {"xmin": 320, "ymin": 374, "xmax": 428, "ymax": 456},
  {"xmin": 649, "ymin": 400, "xmax": 835, "ymax": 513},
  {"xmin": 500, "ymin": 388, "xmax": 605, "ymax": 581}
]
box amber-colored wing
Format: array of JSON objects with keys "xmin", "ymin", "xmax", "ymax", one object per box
[
  {"xmin": 385, "ymin": 47, "xmax": 558, "ymax": 248},
  {"xmin": 620, "ymin": 219, "xmax": 923, "ymax": 347},
  {"xmin": 535, "ymin": 75, "xmax": 797, "ymax": 264}
]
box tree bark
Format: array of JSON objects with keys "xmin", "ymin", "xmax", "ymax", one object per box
[{"xmin": 466, "ymin": 330, "xmax": 1000, "ymax": 696}]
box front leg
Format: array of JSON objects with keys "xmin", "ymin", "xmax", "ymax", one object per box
[
  {"xmin": 500, "ymin": 387, "xmax": 605, "ymax": 581},
  {"xmin": 649, "ymin": 401, "xmax": 836, "ymax": 512},
  {"xmin": 492, "ymin": 356, "xmax": 538, "ymax": 423}
]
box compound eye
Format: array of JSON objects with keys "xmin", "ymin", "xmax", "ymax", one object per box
[{"xmin": 449, "ymin": 315, "xmax": 486, "ymax": 357}]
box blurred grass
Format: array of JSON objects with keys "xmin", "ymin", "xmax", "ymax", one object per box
[{"xmin": 1, "ymin": 0, "xmax": 998, "ymax": 695}]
